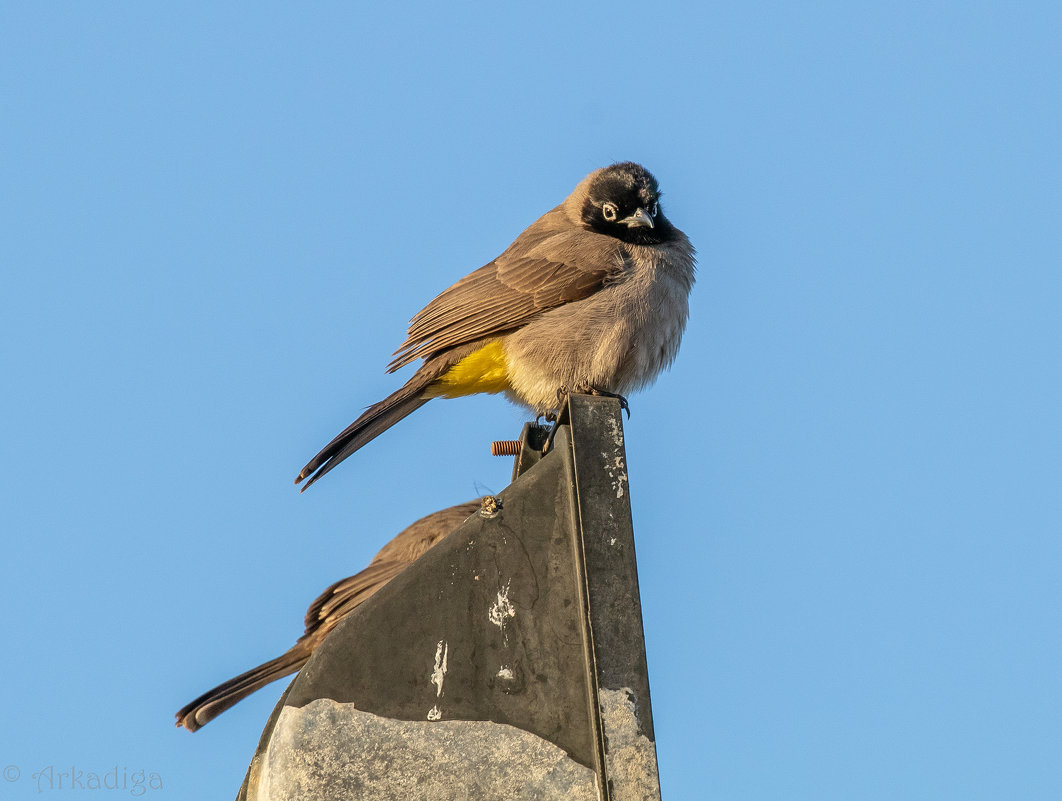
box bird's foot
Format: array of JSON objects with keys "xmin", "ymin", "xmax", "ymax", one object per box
[
  {"xmin": 543, "ymin": 418, "xmax": 561, "ymax": 454},
  {"xmin": 555, "ymin": 385, "xmax": 571, "ymax": 411},
  {"xmin": 540, "ymin": 387, "xmax": 572, "ymax": 454},
  {"xmin": 542, "ymin": 386, "xmax": 572, "ymax": 424},
  {"xmin": 541, "ymin": 385, "xmax": 630, "ymax": 454},
  {"xmin": 571, "ymin": 383, "xmax": 631, "ymax": 419}
]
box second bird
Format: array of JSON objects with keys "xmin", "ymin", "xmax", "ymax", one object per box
[{"xmin": 297, "ymin": 162, "xmax": 696, "ymax": 490}]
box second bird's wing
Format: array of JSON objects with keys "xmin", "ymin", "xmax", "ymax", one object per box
[
  {"xmin": 300, "ymin": 500, "xmax": 481, "ymax": 640},
  {"xmin": 299, "ymin": 560, "xmax": 411, "ymax": 643}
]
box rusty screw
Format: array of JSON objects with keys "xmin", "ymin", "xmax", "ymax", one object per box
[{"xmin": 490, "ymin": 440, "xmax": 521, "ymax": 457}]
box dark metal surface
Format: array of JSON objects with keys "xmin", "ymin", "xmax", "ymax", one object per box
[
  {"xmin": 281, "ymin": 429, "xmax": 599, "ymax": 767},
  {"xmin": 565, "ymin": 394, "xmax": 661, "ymax": 797},
  {"xmin": 238, "ymin": 396, "xmax": 661, "ymax": 800},
  {"xmin": 511, "ymin": 421, "xmax": 551, "ymax": 481},
  {"xmin": 566, "ymin": 395, "xmax": 655, "ymax": 729}
]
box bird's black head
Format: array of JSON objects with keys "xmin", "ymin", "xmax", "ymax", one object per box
[{"xmin": 580, "ymin": 162, "xmax": 677, "ymax": 246}]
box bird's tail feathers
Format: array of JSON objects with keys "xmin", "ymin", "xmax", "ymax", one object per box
[
  {"xmin": 296, "ymin": 340, "xmax": 500, "ymax": 490},
  {"xmin": 295, "ymin": 375, "xmax": 434, "ymax": 491},
  {"xmin": 175, "ymin": 648, "xmax": 307, "ymax": 732}
]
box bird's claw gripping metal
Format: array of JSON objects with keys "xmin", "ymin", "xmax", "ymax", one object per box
[
  {"xmin": 542, "ymin": 385, "xmax": 630, "ymax": 455},
  {"xmin": 572, "ymin": 384, "xmax": 631, "ymax": 420}
]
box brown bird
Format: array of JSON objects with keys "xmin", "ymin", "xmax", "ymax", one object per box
[
  {"xmin": 175, "ymin": 500, "xmax": 480, "ymax": 731},
  {"xmin": 296, "ymin": 162, "xmax": 696, "ymax": 490}
]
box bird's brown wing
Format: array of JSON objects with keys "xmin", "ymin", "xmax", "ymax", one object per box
[
  {"xmin": 388, "ymin": 222, "xmax": 627, "ymax": 372},
  {"xmin": 300, "ymin": 561, "xmax": 409, "ymax": 642},
  {"xmin": 300, "ymin": 500, "xmax": 481, "ymax": 639}
]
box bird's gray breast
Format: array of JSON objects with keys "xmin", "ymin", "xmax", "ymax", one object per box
[
  {"xmin": 603, "ymin": 252, "xmax": 691, "ymax": 393},
  {"xmin": 503, "ymin": 245, "xmax": 692, "ymax": 411}
]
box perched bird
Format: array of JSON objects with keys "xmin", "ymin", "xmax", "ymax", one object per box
[
  {"xmin": 175, "ymin": 500, "xmax": 480, "ymax": 732},
  {"xmin": 297, "ymin": 162, "xmax": 695, "ymax": 490}
]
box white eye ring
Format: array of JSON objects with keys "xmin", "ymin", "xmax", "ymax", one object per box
[{"xmin": 602, "ymin": 202, "xmax": 619, "ymax": 222}]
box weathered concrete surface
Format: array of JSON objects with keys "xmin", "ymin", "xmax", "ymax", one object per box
[
  {"xmin": 597, "ymin": 688, "xmax": 662, "ymax": 801},
  {"xmin": 247, "ymin": 698, "xmax": 598, "ymax": 801}
]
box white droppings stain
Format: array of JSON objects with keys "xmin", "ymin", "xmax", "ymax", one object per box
[
  {"xmin": 496, "ymin": 666, "xmax": 514, "ymax": 680},
  {"xmin": 601, "ymin": 452, "xmax": 629, "ymax": 499},
  {"xmin": 430, "ymin": 640, "xmax": 448, "ymax": 694},
  {"xmin": 488, "ymin": 581, "xmax": 516, "ymax": 629},
  {"xmin": 609, "ymin": 537, "xmax": 617, "ymax": 546},
  {"xmin": 605, "ymin": 415, "xmax": 625, "ymax": 448},
  {"xmin": 427, "ymin": 640, "xmax": 448, "ymax": 720}
]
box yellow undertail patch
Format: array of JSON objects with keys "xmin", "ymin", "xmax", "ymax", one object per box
[{"xmin": 425, "ymin": 340, "xmax": 512, "ymax": 399}]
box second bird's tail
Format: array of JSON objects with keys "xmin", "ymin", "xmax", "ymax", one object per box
[{"xmin": 175, "ymin": 648, "xmax": 308, "ymax": 732}]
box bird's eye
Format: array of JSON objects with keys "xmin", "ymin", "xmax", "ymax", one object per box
[
  {"xmin": 650, "ymin": 202, "xmax": 658, "ymax": 217},
  {"xmin": 602, "ymin": 202, "xmax": 618, "ymax": 222}
]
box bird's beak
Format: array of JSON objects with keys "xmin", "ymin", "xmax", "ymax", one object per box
[{"xmin": 620, "ymin": 208, "xmax": 654, "ymax": 229}]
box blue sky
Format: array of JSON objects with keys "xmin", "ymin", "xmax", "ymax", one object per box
[{"xmin": 2, "ymin": 2, "xmax": 1060, "ymax": 798}]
